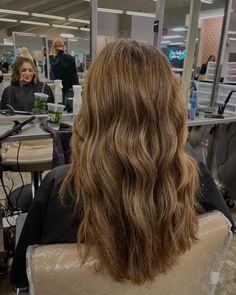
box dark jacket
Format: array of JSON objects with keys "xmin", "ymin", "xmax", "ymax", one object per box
[
  {"xmin": 0, "ymin": 81, "xmax": 54, "ymax": 112},
  {"xmin": 50, "ymin": 50, "xmax": 79, "ymax": 92},
  {"xmin": 10, "ymin": 161, "xmax": 235, "ymax": 288}
]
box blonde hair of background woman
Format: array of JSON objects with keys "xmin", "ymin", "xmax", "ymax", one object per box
[
  {"xmin": 19, "ymin": 47, "xmax": 34, "ymax": 63},
  {"xmin": 61, "ymin": 39, "xmax": 199, "ymax": 284}
]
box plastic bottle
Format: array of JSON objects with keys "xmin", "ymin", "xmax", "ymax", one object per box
[
  {"xmin": 73, "ymin": 85, "xmax": 82, "ymax": 114},
  {"xmin": 54, "ymin": 80, "xmax": 63, "ymax": 104},
  {"xmin": 190, "ymin": 90, "xmax": 197, "ymax": 120}
]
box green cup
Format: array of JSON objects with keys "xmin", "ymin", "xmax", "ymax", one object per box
[
  {"xmin": 47, "ymin": 103, "xmax": 65, "ymax": 129},
  {"xmin": 34, "ymin": 93, "xmax": 49, "ymax": 110}
]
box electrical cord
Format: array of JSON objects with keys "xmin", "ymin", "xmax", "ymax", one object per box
[{"xmin": 15, "ymin": 141, "xmax": 24, "ymax": 211}]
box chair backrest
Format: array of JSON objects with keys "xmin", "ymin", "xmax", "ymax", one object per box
[
  {"xmin": 26, "ymin": 211, "xmax": 232, "ymax": 295},
  {"xmin": 1, "ymin": 139, "xmax": 53, "ymax": 171}
]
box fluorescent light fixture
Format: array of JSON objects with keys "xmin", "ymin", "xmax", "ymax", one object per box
[
  {"xmin": 68, "ymin": 39, "xmax": 78, "ymax": 42},
  {"xmin": 170, "ymin": 27, "xmax": 188, "ymax": 32},
  {"xmin": 228, "ymin": 30, "xmax": 236, "ymax": 35},
  {"xmin": 169, "ymin": 42, "xmax": 185, "ymax": 45},
  {"xmin": 201, "ymin": 0, "xmax": 214, "ymax": 4},
  {"xmin": 199, "ymin": 9, "xmax": 224, "ymax": 19},
  {"xmin": 0, "ymin": 9, "xmax": 29, "ymax": 15},
  {"xmin": 162, "ymin": 35, "xmax": 183, "ymax": 39},
  {"xmin": 126, "ymin": 11, "xmax": 155, "ymax": 18},
  {"xmin": 68, "ymin": 18, "xmax": 90, "ymax": 24},
  {"xmin": 31, "ymin": 13, "xmax": 66, "ymax": 20},
  {"xmin": 80, "ymin": 27, "xmax": 90, "ymax": 31},
  {"xmin": 97, "ymin": 8, "xmax": 124, "ymax": 14},
  {"xmin": 52, "ymin": 24, "xmax": 78, "ymax": 30},
  {"xmin": 229, "ymin": 38, "xmax": 236, "ymax": 41},
  {"xmin": 60, "ymin": 33, "xmax": 74, "ymax": 38},
  {"xmin": 0, "ymin": 17, "xmax": 17, "ymax": 23},
  {"xmin": 161, "ymin": 40, "xmax": 171, "ymax": 44},
  {"xmin": 20, "ymin": 20, "xmax": 50, "ymax": 26}
]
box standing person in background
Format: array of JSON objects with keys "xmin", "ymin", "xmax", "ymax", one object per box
[
  {"xmin": 50, "ymin": 38, "xmax": 79, "ymax": 103},
  {"xmin": 19, "ymin": 47, "xmax": 37, "ymax": 68},
  {"xmin": 0, "ymin": 57, "xmax": 54, "ymax": 111}
]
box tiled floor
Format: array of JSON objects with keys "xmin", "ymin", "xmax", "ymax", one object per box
[{"xmin": 0, "ymin": 172, "xmax": 236, "ymax": 294}]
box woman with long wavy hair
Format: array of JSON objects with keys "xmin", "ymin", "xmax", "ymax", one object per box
[
  {"xmin": 10, "ymin": 40, "xmax": 234, "ymax": 289},
  {"xmin": 60, "ymin": 39, "xmax": 199, "ymax": 283}
]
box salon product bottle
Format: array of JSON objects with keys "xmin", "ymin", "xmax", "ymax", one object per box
[
  {"xmin": 54, "ymin": 80, "xmax": 63, "ymax": 104},
  {"xmin": 73, "ymin": 85, "xmax": 82, "ymax": 114},
  {"xmin": 190, "ymin": 90, "xmax": 197, "ymax": 120}
]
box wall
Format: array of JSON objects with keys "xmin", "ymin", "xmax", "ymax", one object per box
[
  {"xmin": 98, "ymin": 12, "xmax": 119, "ymax": 37},
  {"xmin": 197, "ymin": 17, "xmax": 223, "ymax": 67},
  {"xmin": 131, "ymin": 16, "xmax": 154, "ymax": 44}
]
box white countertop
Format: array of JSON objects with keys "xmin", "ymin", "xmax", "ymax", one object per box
[{"xmin": 1, "ymin": 112, "xmax": 236, "ymax": 143}]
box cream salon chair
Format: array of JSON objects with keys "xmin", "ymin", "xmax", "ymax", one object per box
[
  {"xmin": 1, "ymin": 139, "xmax": 53, "ymax": 200},
  {"xmin": 26, "ymin": 211, "xmax": 232, "ymax": 295}
]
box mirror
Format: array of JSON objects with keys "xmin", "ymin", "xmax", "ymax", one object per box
[
  {"xmin": 0, "ymin": 0, "xmax": 90, "ymax": 84},
  {"xmin": 13, "ymin": 32, "xmax": 49, "ymax": 80}
]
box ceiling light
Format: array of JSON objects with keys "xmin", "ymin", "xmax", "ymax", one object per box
[
  {"xmin": 20, "ymin": 20, "xmax": 50, "ymax": 26},
  {"xmin": 60, "ymin": 33, "xmax": 74, "ymax": 38},
  {"xmin": 201, "ymin": 0, "xmax": 214, "ymax": 4},
  {"xmin": 97, "ymin": 8, "xmax": 124, "ymax": 14},
  {"xmin": 229, "ymin": 38, "xmax": 236, "ymax": 41},
  {"xmin": 52, "ymin": 24, "xmax": 78, "ymax": 30},
  {"xmin": 0, "ymin": 17, "xmax": 17, "ymax": 23},
  {"xmin": 80, "ymin": 27, "xmax": 90, "ymax": 31},
  {"xmin": 68, "ymin": 39, "xmax": 78, "ymax": 42},
  {"xmin": 170, "ymin": 27, "xmax": 188, "ymax": 32},
  {"xmin": 169, "ymin": 42, "xmax": 185, "ymax": 46},
  {"xmin": 126, "ymin": 11, "xmax": 155, "ymax": 18},
  {"xmin": 68, "ymin": 18, "xmax": 90, "ymax": 24},
  {"xmin": 228, "ymin": 30, "xmax": 236, "ymax": 35},
  {"xmin": 163, "ymin": 35, "xmax": 183, "ymax": 39},
  {"xmin": 0, "ymin": 9, "xmax": 29, "ymax": 15},
  {"xmin": 31, "ymin": 13, "xmax": 66, "ymax": 20},
  {"xmin": 199, "ymin": 9, "xmax": 224, "ymax": 19},
  {"xmin": 161, "ymin": 40, "xmax": 171, "ymax": 44}
]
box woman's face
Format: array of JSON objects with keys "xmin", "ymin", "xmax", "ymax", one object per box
[{"xmin": 19, "ymin": 62, "xmax": 34, "ymax": 84}]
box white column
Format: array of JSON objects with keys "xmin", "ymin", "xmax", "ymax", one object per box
[
  {"xmin": 90, "ymin": 0, "xmax": 97, "ymax": 60},
  {"xmin": 153, "ymin": 0, "xmax": 165, "ymax": 49},
  {"xmin": 181, "ymin": 0, "xmax": 201, "ymax": 103}
]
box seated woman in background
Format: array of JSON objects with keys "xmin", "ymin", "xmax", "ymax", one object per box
[
  {"xmin": 198, "ymin": 54, "xmax": 216, "ymax": 81},
  {"xmin": 10, "ymin": 40, "xmax": 234, "ymax": 289},
  {"xmin": 0, "ymin": 57, "xmax": 54, "ymax": 111}
]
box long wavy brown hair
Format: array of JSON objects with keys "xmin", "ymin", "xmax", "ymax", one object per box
[
  {"xmin": 61, "ymin": 39, "xmax": 199, "ymax": 284},
  {"xmin": 11, "ymin": 57, "xmax": 39, "ymax": 85}
]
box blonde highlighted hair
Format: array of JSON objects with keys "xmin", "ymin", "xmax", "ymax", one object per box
[
  {"xmin": 20, "ymin": 47, "xmax": 34, "ymax": 63},
  {"xmin": 61, "ymin": 39, "xmax": 199, "ymax": 284}
]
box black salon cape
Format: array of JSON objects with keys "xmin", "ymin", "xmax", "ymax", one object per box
[
  {"xmin": 0, "ymin": 81, "xmax": 54, "ymax": 112},
  {"xmin": 10, "ymin": 162, "xmax": 235, "ymax": 288}
]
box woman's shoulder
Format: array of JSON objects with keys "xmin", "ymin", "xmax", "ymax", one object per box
[{"xmin": 44, "ymin": 164, "xmax": 70, "ymax": 184}]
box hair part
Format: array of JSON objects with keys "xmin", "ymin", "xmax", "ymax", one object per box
[
  {"xmin": 11, "ymin": 57, "xmax": 39, "ymax": 85},
  {"xmin": 61, "ymin": 39, "xmax": 199, "ymax": 284}
]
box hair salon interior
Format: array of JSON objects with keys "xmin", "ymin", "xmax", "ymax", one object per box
[{"xmin": 0, "ymin": 0, "xmax": 236, "ymax": 294}]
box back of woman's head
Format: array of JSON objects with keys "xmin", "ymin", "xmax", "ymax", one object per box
[
  {"xmin": 20, "ymin": 47, "xmax": 33, "ymax": 62},
  {"xmin": 62, "ymin": 39, "xmax": 199, "ymax": 284},
  {"xmin": 11, "ymin": 57, "xmax": 38, "ymax": 85}
]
